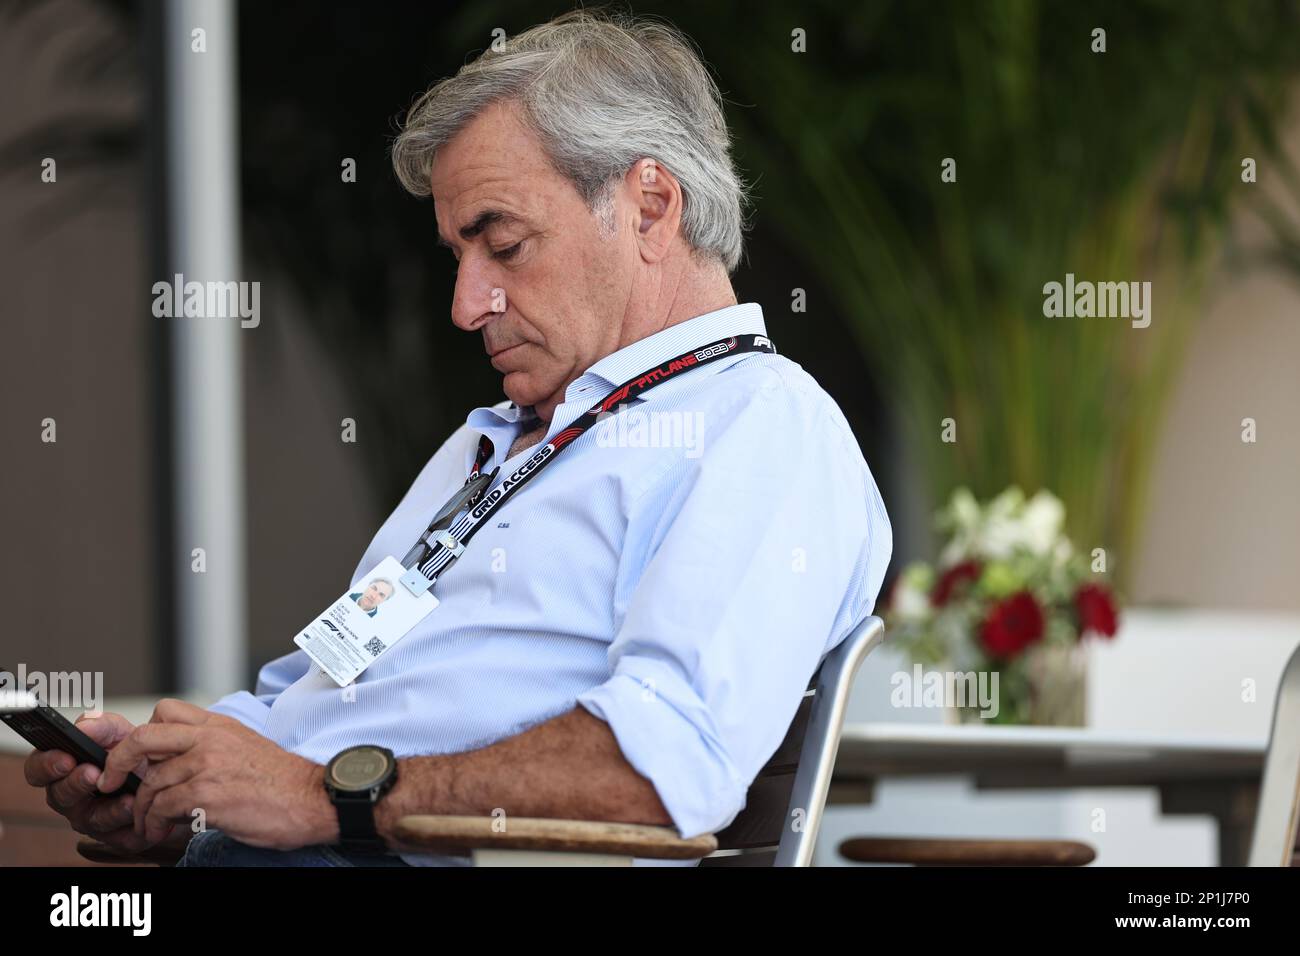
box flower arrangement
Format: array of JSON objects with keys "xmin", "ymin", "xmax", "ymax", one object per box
[{"xmin": 885, "ymin": 487, "xmax": 1120, "ymax": 725}]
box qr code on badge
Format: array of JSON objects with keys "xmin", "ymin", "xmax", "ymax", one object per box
[{"xmin": 363, "ymin": 636, "xmax": 387, "ymax": 658}]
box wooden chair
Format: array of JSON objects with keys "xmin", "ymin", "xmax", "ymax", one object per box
[
  {"xmin": 79, "ymin": 616, "xmax": 887, "ymax": 867},
  {"xmin": 1248, "ymin": 640, "xmax": 1300, "ymax": 866},
  {"xmin": 838, "ymin": 835, "xmax": 1096, "ymax": 867}
]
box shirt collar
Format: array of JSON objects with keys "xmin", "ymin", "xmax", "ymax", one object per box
[
  {"xmin": 573, "ymin": 302, "xmax": 767, "ymax": 395},
  {"xmin": 464, "ymin": 302, "xmax": 767, "ymax": 448}
]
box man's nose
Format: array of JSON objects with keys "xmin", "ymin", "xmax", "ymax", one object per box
[{"xmin": 450, "ymin": 259, "xmax": 504, "ymax": 333}]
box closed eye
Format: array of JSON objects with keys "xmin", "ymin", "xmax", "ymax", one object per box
[{"xmin": 493, "ymin": 241, "xmax": 523, "ymax": 261}]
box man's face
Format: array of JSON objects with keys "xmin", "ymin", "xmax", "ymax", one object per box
[
  {"xmin": 430, "ymin": 100, "xmax": 636, "ymax": 421},
  {"xmin": 358, "ymin": 580, "xmax": 393, "ymax": 611}
]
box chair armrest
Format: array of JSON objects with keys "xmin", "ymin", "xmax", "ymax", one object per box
[
  {"xmin": 76, "ymin": 838, "xmax": 187, "ymax": 867},
  {"xmin": 393, "ymin": 815, "xmax": 717, "ymax": 860},
  {"xmin": 838, "ymin": 836, "xmax": 1095, "ymax": 866}
]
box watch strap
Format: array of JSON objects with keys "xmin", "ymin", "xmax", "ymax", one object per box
[{"xmin": 333, "ymin": 791, "xmax": 387, "ymax": 854}]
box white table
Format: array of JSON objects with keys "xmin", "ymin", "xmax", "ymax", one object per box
[{"xmin": 831, "ymin": 723, "xmax": 1268, "ymax": 865}]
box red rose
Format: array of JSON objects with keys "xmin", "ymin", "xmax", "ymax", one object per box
[
  {"xmin": 1076, "ymin": 583, "xmax": 1119, "ymax": 638},
  {"xmin": 980, "ymin": 591, "xmax": 1045, "ymax": 658},
  {"xmin": 932, "ymin": 560, "xmax": 981, "ymax": 607}
]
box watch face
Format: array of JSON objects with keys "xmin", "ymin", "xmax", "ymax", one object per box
[{"xmin": 329, "ymin": 746, "xmax": 393, "ymax": 791}]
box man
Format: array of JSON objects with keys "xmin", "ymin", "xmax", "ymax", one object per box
[
  {"xmin": 26, "ymin": 10, "xmax": 891, "ymax": 866},
  {"xmin": 350, "ymin": 578, "xmax": 394, "ymax": 618}
]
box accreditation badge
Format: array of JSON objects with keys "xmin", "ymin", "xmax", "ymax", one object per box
[{"xmin": 292, "ymin": 555, "xmax": 438, "ymax": 687}]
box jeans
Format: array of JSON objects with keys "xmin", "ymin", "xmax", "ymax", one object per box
[{"xmin": 175, "ymin": 828, "xmax": 414, "ymax": 867}]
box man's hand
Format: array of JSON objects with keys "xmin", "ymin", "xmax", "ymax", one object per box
[
  {"xmin": 99, "ymin": 699, "xmax": 336, "ymax": 851},
  {"xmin": 23, "ymin": 711, "xmax": 180, "ymax": 854}
]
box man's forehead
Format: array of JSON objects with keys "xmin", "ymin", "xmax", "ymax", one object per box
[
  {"xmin": 430, "ymin": 155, "xmax": 528, "ymax": 206},
  {"xmin": 430, "ymin": 103, "xmax": 556, "ymax": 242}
]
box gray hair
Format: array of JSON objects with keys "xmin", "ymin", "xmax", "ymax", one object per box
[{"xmin": 391, "ymin": 9, "xmax": 749, "ymax": 272}]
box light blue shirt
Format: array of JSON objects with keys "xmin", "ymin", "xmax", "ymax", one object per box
[{"xmin": 208, "ymin": 302, "xmax": 892, "ymax": 865}]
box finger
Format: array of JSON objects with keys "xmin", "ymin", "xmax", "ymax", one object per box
[
  {"xmin": 160, "ymin": 823, "xmax": 188, "ymax": 850},
  {"xmin": 47, "ymin": 763, "xmax": 104, "ymax": 814},
  {"xmin": 73, "ymin": 711, "xmax": 135, "ymax": 748},
  {"xmin": 80, "ymin": 823, "xmax": 158, "ymax": 855},
  {"xmin": 71, "ymin": 712, "xmax": 149, "ymax": 779},
  {"xmin": 149, "ymin": 698, "xmax": 211, "ymax": 726},
  {"xmin": 144, "ymin": 784, "xmax": 201, "ymax": 845},
  {"xmin": 133, "ymin": 753, "xmax": 201, "ymax": 837},
  {"xmin": 24, "ymin": 748, "xmax": 77, "ymax": 787},
  {"xmin": 83, "ymin": 793, "xmax": 136, "ymax": 833},
  {"xmin": 99, "ymin": 724, "xmax": 199, "ymax": 793}
]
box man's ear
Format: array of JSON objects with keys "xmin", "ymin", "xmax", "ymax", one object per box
[{"xmin": 625, "ymin": 158, "xmax": 683, "ymax": 264}]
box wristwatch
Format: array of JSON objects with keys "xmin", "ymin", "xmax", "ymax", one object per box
[{"xmin": 324, "ymin": 745, "xmax": 398, "ymax": 853}]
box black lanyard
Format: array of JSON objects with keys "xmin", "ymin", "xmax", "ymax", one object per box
[{"xmin": 396, "ymin": 331, "xmax": 776, "ymax": 597}]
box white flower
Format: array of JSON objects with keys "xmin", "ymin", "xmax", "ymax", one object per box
[
  {"xmin": 893, "ymin": 584, "xmax": 930, "ymax": 621},
  {"xmin": 1020, "ymin": 490, "xmax": 1065, "ymax": 557},
  {"xmin": 939, "ymin": 539, "xmax": 967, "ymax": 565},
  {"xmin": 938, "ymin": 488, "xmax": 983, "ymax": 562},
  {"xmin": 891, "ymin": 563, "xmax": 934, "ymax": 623},
  {"xmin": 947, "ymin": 488, "xmax": 982, "ymax": 535},
  {"xmin": 965, "ymin": 487, "xmax": 1019, "ymax": 558},
  {"xmin": 987, "ymin": 486, "xmax": 1025, "ymax": 521},
  {"xmin": 978, "ymin": 513, "xmax": 1021, "ymax": 558},
  {"xmin": 939, "ymin": 485, "xmax": 1069, "ymax": 562}
]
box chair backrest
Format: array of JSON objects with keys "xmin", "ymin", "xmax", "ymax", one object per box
[
  {"xmin": 699, "ymin": 615, "xmax": 885, "ymax": 867},
  {"xmin": 1248, "ymin": 640, "xmax": 1300, "ymax": 866}
]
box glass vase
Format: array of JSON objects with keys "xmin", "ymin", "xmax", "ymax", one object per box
[{"xmin": 943, "ymin": 641, "xmax": 1088, "ymax": 727}]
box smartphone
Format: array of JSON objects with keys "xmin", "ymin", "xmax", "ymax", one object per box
[{"xmin": 0, "ymin": 686, "xmax": 141, "ymax": 797}]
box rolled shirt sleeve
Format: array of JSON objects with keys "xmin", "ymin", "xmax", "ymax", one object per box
[
  {"xmin": 577, "ymin": 366, "xmax": 892, "ymax": 838},
  {"xmin": 205, "ymin": 648, "xmax": 312, "ymax": 735}
]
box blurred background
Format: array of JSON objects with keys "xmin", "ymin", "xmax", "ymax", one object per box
[{"xmin": 3, "ymin": 0, "xmax": 1300, "ymax": 865}]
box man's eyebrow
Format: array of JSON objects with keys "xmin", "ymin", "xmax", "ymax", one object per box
[{"xmin": 438, "ymin": 209, "xmax": 522, "ymax": 249}]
